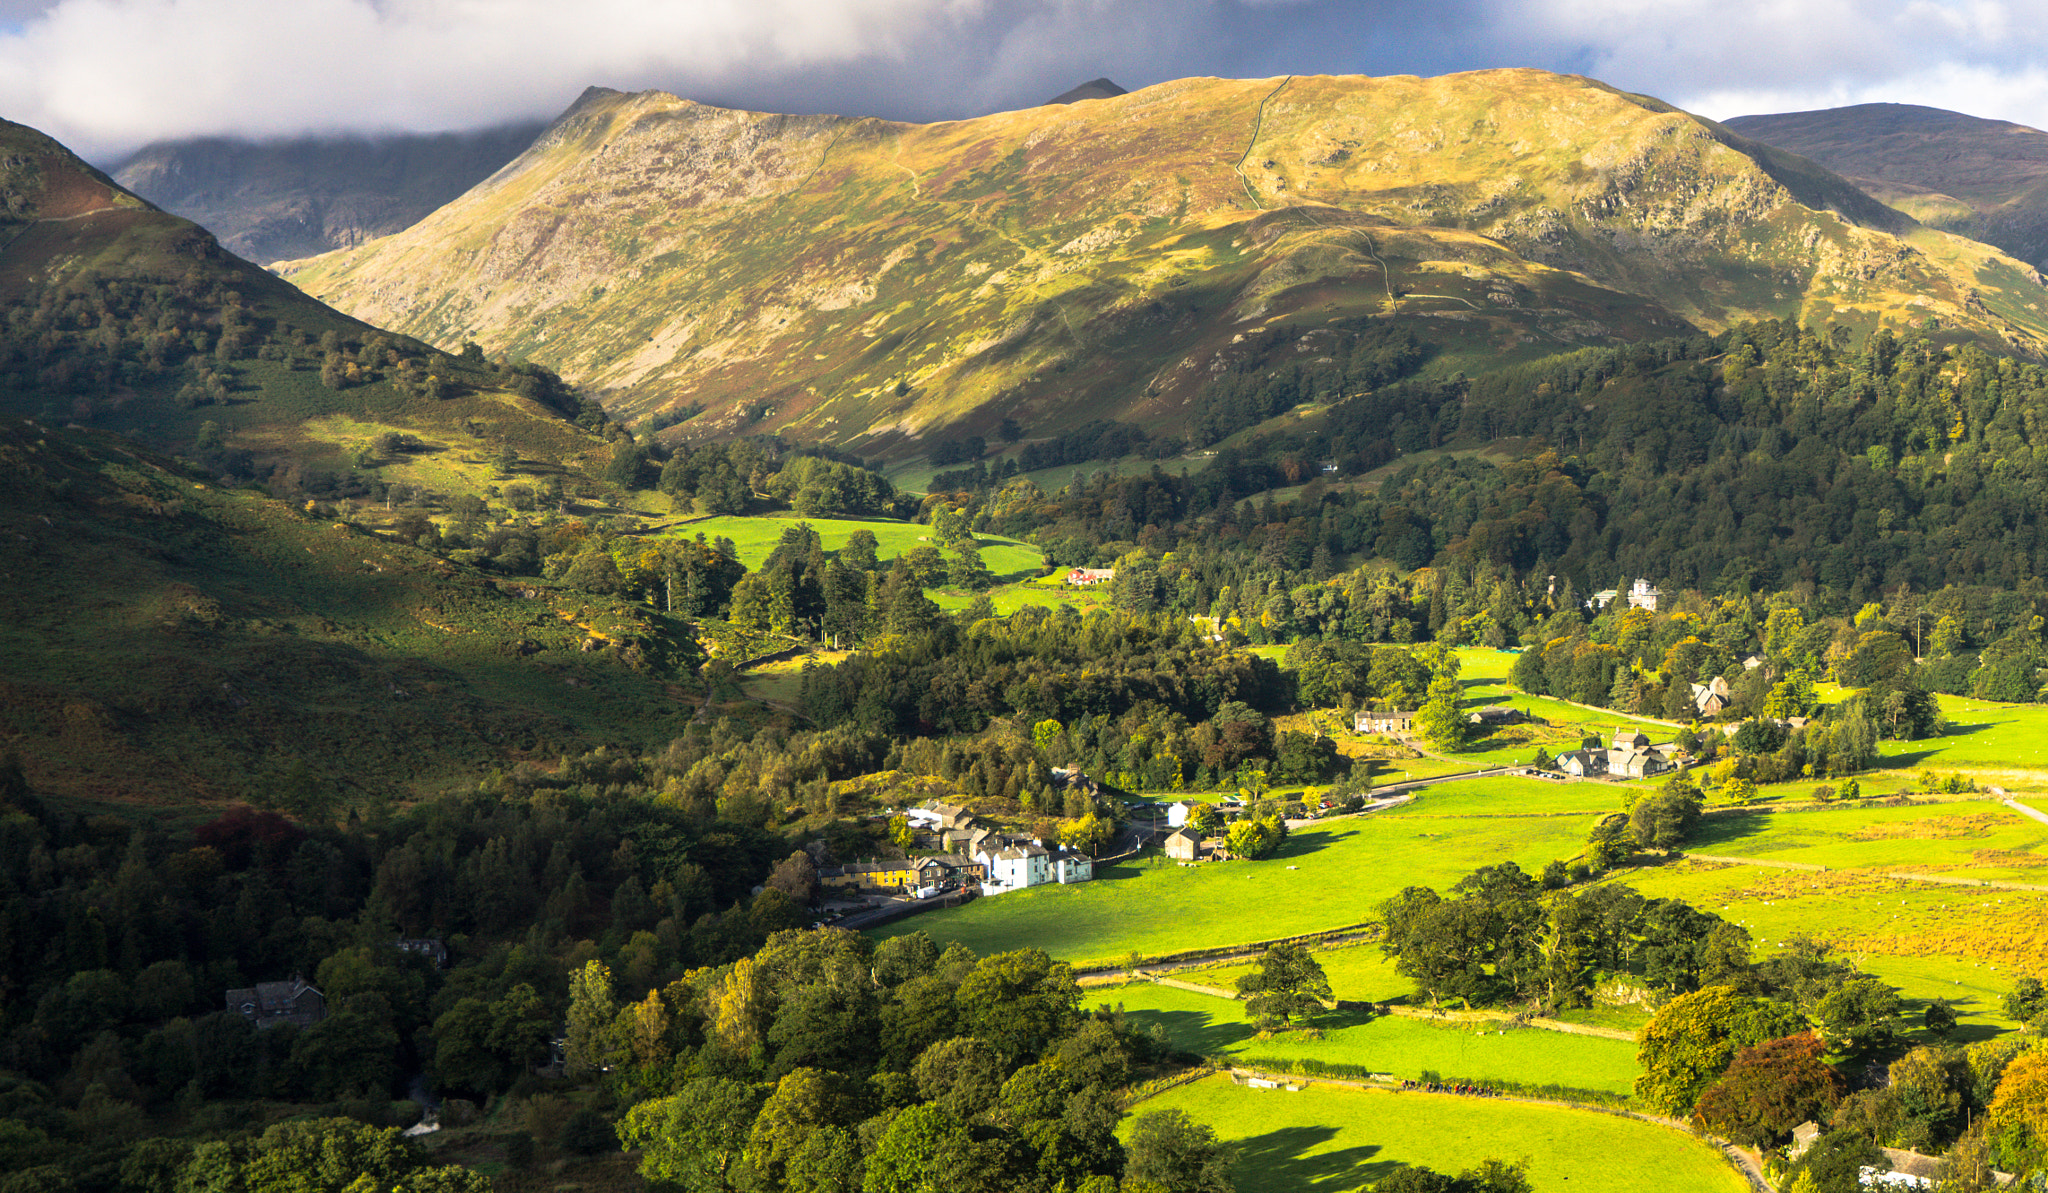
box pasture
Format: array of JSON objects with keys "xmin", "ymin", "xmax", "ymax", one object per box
[
  {"xmin": 1128, "ymin": 1075, "xmax": 1749, "ymax": 1193},
  {"xmin": 661, "ymin": 512, "xmax": 1045, "ymax": 577},
  {"xmin": 1097, "ymin": 982, "xmax": 1641, "ymax": 1095},
  {"xmin": 871, "ymin": 792, "xmax": 1597, "ymax": 966}
]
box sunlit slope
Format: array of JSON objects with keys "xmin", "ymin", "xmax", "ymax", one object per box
[
  {"xmin": 0, "ymin": 119, "xmax": 614, "ymax": 480},
  {"xmin": 287, "ymin": 71, "xmax": 2048, "ymax": 453}
]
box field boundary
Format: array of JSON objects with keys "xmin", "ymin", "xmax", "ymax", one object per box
[
  {"xmin": 1072, "ymin": 921, "xmax": 1381, "ymax": 978},
  {"xmin": 1686, "ymin": 852, "xmax": 2048, "ymax": 892}
]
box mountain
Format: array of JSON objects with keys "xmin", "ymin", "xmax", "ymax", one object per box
[
  {"xmin": 1725, "ymin": 103, "xmax": 2048, "ymax": 270},
  {"xmin": 281, "ymin": 71, "xmax": 2048, "ymax": 458},
  {"xmin": 0, "ymin": 117, "xmax": 617, "ymax": 494},
  {"xmin": 111, "ymin": 123, "xmax": 545, "ymax": 264},
  {"xmin": 1048, "ymin": 78, "xmax": 1128, "ymax": 104}
]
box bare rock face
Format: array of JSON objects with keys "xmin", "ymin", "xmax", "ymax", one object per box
[
  {"xmin": 283, "ymin": 73, "xmax": 2048, "ymax": 454},
  {"xmin": 112, "ymin": 123, "xmax": 544, "ymax": 264}
]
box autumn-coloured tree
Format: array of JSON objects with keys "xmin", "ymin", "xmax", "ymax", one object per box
[{"xmin": 1692, "ymin": 1032, "xmax": 1844, "ymax": 1149}]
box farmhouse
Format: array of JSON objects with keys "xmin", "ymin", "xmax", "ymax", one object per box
[
  {"xmin": 1607, "ymin": 728, "xmax": 1674, "ymax": 778},
  {"xmin": 1690, "ymin": 675, "xmax": 1732, "ymax": 717},
  {"xmin": 1355, "ymin": 709, "xmax": 1416, "ymax": 736},
  {"xmin": 1557, "ymin": 729, "xmax": 1676, "ymax": 778},
  {"xmin": 226, "ymin": 978, "xmax": 326, "ymax": 1029},
  {"xmin": 1065, "ymin": 568, "xmax": 1115, "ymax": 586},
  {"xmin": 1163, "ymin": 826, "xmax": 1203, "ymax": 861}
]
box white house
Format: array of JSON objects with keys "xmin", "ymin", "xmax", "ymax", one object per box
[
  {"xmin": 976, "ymin": 840, "xmax": 1053, "ymax": 892},
  {"xmin": 1165, "ymin": 800, "xmax": 1201, "ymax": 829},
  {"xmin": 1053, "ymin": 850, "xmax": 1093, "ymax": 884}
]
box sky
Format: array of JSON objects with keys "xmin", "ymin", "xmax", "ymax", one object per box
[{"xmin": 5, "ymin": 0, "xmax": 2048, "ymax": 163}]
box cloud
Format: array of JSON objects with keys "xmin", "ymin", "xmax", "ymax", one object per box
[
  {"xmin": 0, "ymin": 0, "xmax": 1362, "ymax": 161},
  {"xmin": 9, "ymin": 0, "xmax": 2048, "ymax": 163},
  {"xmin": 1497, "ymin": 0, "xmax": 2048, "ymax": 125}
]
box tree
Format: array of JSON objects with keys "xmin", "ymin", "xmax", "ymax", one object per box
[
  {"xmin": 1415, "ymin": 677, "xmax": 1470, "ymax": 750},
  {"xmin": 619, "ymin": 1077, "xmax": 765, "ymax": 1192},
  {"xmin": 1235, "ymin": 942, "xmax": 1333, "ymax": 1030},
  {"xmin": 768, "ymin": 851, "xmax": 820, "ymax": 904},
  {"xmin": 862, "ymin": 1103, "xmax": 970, "ymax": 1193},
  {"xmin": 1692, "ymin": 1032, "xmax": 1844, "ymax": 1149},
  {"xmin": 1629, "ymin": 775, "xmax": 1703, "ymax": 852},
  {"xmin": 1374, "ymin": 1166, "xmax": 1456, "ymax": 1193},
  {"xmin": 1125, "ymin": 1108, "xmax": 1235, "ymax": 1193},
  {"xmin": 955, "ymin": 949, "xmax": 1081, "ymax": 1062},
  {"xmin": 1924, "ymin": 997, "xmax": 1957, "ymax": 1040},
  {"xmin": 565, "ymin": 960, "xmax": 620, "ymax": 1076},
  {"xmin": 1987, "ymin": 1051, "xmax": 2048, "ymax": 1164},
  {"xmin": 1816, "ymin": 978, "xmax": 1901, "ymax": 1058},
  {"xmin": 1635, "ymin": 986, "xmax": 1807, "ymax": 1115},
  {"xmin": 1224, "ymin": 812, "xmax": 1288, "ymax": 860}
]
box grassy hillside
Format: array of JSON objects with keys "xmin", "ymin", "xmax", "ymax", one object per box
[
  {"xmin": 287, "ymin": 71, "xmax": 2048, "ymax": 456},
  {"xmin": 0, "ymin": 118, "xmax": 618, "ymax": 492},
  {"xmin": 0, "ymin": 419, "xmax": 699, "ymax": 810},
  {"xmin": 1727, "ymin": 103, "xmax": 2048, "ymax": 269}
]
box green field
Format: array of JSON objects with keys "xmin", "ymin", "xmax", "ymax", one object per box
[
  {"xmin": 1182, "ymin": 944, "xmax": 1414, "ymax": 1007},
  {"xmin": 1098, "ymin": 982, "xmax": 1642, "ymax": 1094},
  {"xmin": 1900, "ymin": 695, "xmax": 2048, "ymax": 776},
  {"xmin": 872, "ymin": 801, "xmax": 1595, "ymax": 966},
  {"xmin": 1681, "ymin": 799, "xmax": 2048, "ymax": 881},
  {"xmin": 1127, "ymin": 1075, "xmax": 1747, "ymax": 1193},
  {"xmin": 662, "ymin": 513, "xmax": 1045, "ymax": 577}
]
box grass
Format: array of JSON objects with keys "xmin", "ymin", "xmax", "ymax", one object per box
[
  {"xmin": 871, "ymin": 811, "xmax": 1595, "ymax": 967},
  {"xmin": 1127, "ymin": 1074, "xmax": 1748, "ymax": 1193},
  {"xmin": 661, "ymin": 513, "xmax": 1043, "ymax": 576},
  {"xmin": 1182, "ymin": 943, "xmax": 1413, "ymax": 1005},
  {"xmin": 1677, "ymin": 799, "xmax": 2048, "ymax": 882},
  {"xmin": 1099, "ymin": 981, "xmax": 1642, "ymax": 1093}
]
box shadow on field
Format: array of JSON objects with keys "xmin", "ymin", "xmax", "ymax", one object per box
[
  {"xmin": 1233, "ymin": 1125, "xmax": 1381, "ymax": 1192},
  {"xmin": 1273, "ymin": 830, "xmax": 1354, "ymax": 860},
  {"xmin": 1120, "ymin": 1008, "xmax": 1255, "ymax": 1054}
]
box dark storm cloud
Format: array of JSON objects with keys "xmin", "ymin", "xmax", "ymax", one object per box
[{"xmin": 1, "ymin": 0, "xmax": 2045, "ymax": 163}]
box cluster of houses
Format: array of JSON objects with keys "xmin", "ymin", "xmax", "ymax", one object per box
[
  {"xmin": 823, "ymin": 801, "xmax": 1096, "ymax": 899},
  {"xmin": 1556, "ymin": 728, "xmax": 1677, "ymax": 779},
  {"xmin": 1063, "ymin": 567, "xmax": 1115, "ymax": 587}
]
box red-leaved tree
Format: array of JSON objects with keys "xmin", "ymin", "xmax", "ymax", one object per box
[{"xmin": 1693, "ymin": 1031, "xmax": 1844, "ymax": 1149}]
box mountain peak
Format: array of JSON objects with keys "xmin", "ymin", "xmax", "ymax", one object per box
[{"xmin": 1047, "ymin": 78, "xmax": 1127, "ymax": 105}]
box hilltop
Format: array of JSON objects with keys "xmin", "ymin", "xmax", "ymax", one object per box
[
  {"xmin": 283, "ymin": 70, "xmax": 2048, "ymax": 457},
  {"xmin": 110, "ymin": 123, "xmax": 545, "ymax": 264},
  {"xmin": 1726, "ymin": 102, "xmax": 2048, "ymax": 269}
]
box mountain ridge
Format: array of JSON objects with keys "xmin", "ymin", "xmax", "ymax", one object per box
[
  {"xmin": 1725, "ymin": 102, "xmax": 2048, "ymax": 268},
  {"xmin": 110, "ymin": 123, "xmax": 545, "ymax": 264},
  {"xmin": 281, "ymin": 70, "xmax": 2048, "ymax": 456}
]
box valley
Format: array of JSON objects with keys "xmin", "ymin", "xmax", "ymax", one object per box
[{"xmin": 4, "ymin": 60, "xmax": 2048, "ymax": 1193}]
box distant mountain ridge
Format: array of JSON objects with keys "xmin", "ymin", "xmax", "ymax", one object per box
[
  {"xmin": 282, "ymin": 71, "xmax": 2048, "ymax": 456},
  {"xmin": 1726, "ymin": 103, "xmax": 2048, "ymax": 269},
  {"xmin": 112, "ymin": 123, "xmax": 545, "ymax": 264}
]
